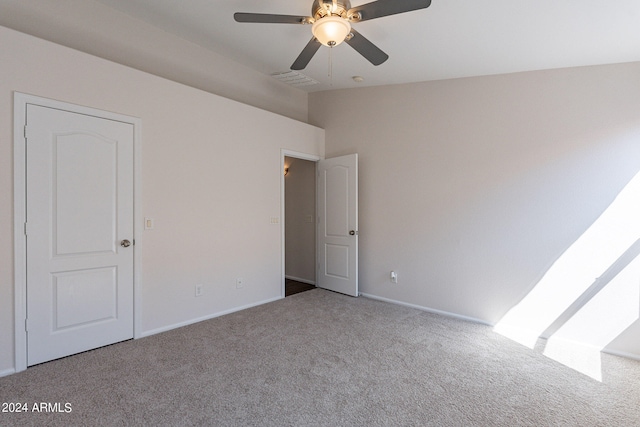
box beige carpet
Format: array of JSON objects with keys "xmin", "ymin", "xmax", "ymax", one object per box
[{"xmin": 1, "ymin": 289, "xmax": 639, "ymax": 426}]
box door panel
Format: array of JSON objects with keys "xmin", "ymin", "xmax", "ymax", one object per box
[
  {"xmin": 317, "ymin": 154, "xmax": 358, "ymax": 296},
  {"xmin": 53, "ymin": 267, "xmax": 118, "ymax": 329},
  {"xmin": 325, "ymin": 166, "xmax": 349, "ymax": 236},
  {"xmin": 54, "ymin": 132, "xmax": 118, "ymax": 256},
  {"xmin": 26, "ymin": 104, "xmax": 134, "ymax": 366},
  {"xmin": 325, "ymin": 244, "xmax": 350, "ymax": 278}
]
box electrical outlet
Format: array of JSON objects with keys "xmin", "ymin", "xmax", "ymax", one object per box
[
  {"xmin": 236, "ymin": 278, "xmax": 244, "ymax": 289},
  {"xmin": 195, "ymin": 284, "xmax": 203, "ymax": 297},
  {"xmin": 390, "ymin": 271, "xmax": 398, "ymax": 284}
]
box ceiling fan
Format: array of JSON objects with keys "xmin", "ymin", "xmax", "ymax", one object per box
[{"xmin": 234, "ymin": 0, "xmax": 432, "ymax": 70}]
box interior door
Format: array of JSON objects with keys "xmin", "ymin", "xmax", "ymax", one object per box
[
  {"xmin": 26, "ymin": 104, "xmax": 134, "ymax": 366},
  {"xmin": 317, "ymin": 154, "xmax": 358, "ymax": 296}
]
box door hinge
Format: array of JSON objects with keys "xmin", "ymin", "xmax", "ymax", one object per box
[
  {"xmin": 25, "ymin": 318, "xmax": 28, "ymax": 332},
  {"xmin": 24, "ymin": 222, "xmax": 27, "ymax": 235},
  {"xmin": 24, "ymin": 125, "xmax": 27, "ymax": 139}
]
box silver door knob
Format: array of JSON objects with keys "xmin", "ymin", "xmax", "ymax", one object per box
[{"xmin": 120, "ymin": 239, "xmax": 131, "ymax": 248}]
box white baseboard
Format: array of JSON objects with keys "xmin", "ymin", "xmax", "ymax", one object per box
[
  {"xmin": 0, "ymin": 368, "xmax": 16, "ymax": 378},
  {"xmin": 602, "ymin": 347, "xmax": 640, "ymax": 361},
  {"xmin": 360, "ymin": 292, "xmax": 493, "ymax": 327},
  {"xmin": 285, "ymin": 275, "xmax": 316, "ymax": 285},
  {"xmin": 140, "ymin": 296, "xmax": 283, "ymax": 338},
  {"xmin": 538, "ymin": 336, "xmax": 640, "ymax": 362}
]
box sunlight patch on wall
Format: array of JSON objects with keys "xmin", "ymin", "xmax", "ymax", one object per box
[
  {"xmin": 543, "ymin": 255, "xmax": 640, "ymax": 380},
  {"xmin": 494, "ymin": 169, "xmax": 640, "ymax": 380}
]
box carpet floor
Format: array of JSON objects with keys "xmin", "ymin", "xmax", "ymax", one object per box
[{"xmin": 1, "ymin": 289, "xmax": 638, "ymax": 426}]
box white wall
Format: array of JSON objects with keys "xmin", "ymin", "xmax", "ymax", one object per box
[
  {"xmin": 285, "ymin": 157, "xmax": 316, "ymax": 283},
  {"xmin": 309, "ymin": 62, "xmax": 640, "ymax": 357},
  {"xmin": 0, "ymin": 0, "xmax": 308, "ymax": 122},
  {"xmin": 0, "ymin": 26, "xmax": 324, "ymax": 374}
]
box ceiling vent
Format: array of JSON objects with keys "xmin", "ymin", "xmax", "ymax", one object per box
[{"xmin": 271, "ymin": 71, "xmax": 319, "ymax": 87}]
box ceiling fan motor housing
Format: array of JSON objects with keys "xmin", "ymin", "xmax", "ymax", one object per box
[{"xmin": 312, "ymin": 0, "xmax": 353, "ymax": 20}]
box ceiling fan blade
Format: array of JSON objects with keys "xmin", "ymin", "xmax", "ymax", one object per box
[
  {"xmin": 349, "ymin": 0, "xmax": 431, "ymax": 22},
  {"xmin": 234, "ymin": 13, "xmax": 311, "ymax": 24},
  {"xmin": 345, "ymin": 29, "xmax": 389, "ymax": 66},
  {"xmin": 291, "ymin": 37, "xmax": 322, "ymax": 70}
]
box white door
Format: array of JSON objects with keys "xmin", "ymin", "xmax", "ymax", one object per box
[
  {"xmin": 317, "ymin": 154, "xmax": 358, "ymax": 296},
  {"xmin": 26, "ymin": 104, "xmax": 134, "ymax": 366}
]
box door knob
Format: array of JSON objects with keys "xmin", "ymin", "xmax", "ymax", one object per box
[
  {"xmin": 349, "ymin": 230, "xmax": 356, "ymax": 236},
  {"xmin": 120, "ymin": 239, "xmax": 131, "ymax": 248}
]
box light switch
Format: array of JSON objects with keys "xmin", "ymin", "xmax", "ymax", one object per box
[{"xmin": 144, "ymin": 217, "xmax": 154, "ymax": 230}]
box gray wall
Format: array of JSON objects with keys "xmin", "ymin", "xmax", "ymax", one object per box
[{"xmin": 309, "ymin": 62, "xmax": 640, "ymax": 357}]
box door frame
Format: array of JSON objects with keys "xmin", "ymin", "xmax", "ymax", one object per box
[
  {"xmin": 280, "ymin": 149, "xmax": 322, "ymax": 297},
  {"xmin": 13, "ymin": 92, "xmax": 143, "ymax": 373}
]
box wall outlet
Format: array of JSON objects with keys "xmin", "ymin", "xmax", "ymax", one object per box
[
  {"xmin": 236, "ymin": 278, "xmax": 244, "ymax": 289},
  {"xmin": 390, "ymin": 271, "xmax": 398, "ymax": 284},
  {"xmin": 195, "ymin": 284, "xmax": 203, "ymax": 297}
]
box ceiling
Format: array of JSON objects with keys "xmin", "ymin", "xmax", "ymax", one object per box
[{"xmin": 7, "ymin": 0, "xmax": 640, "ymax": 92}]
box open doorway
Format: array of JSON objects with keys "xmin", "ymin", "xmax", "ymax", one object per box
[
  {"xmin": 281, "ymin": 151, "xmax": 358, "ymax": 298},
  {"xmin": 284, "ymin": 156, "xmax": 316, "ymax": 296}
]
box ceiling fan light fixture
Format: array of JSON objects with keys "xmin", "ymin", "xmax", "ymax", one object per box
[
  {"xmin": 235, "ymin": 0, "xmax": 431, "ymax": 69},
  {"xmin": 312, "ymin": 16, "xmax": 351, "ymax": 47}
]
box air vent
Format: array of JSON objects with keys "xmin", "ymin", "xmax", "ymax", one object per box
[{"xmin": 271, "ymin": 71, "xmax": 319, "ymax": 87}]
